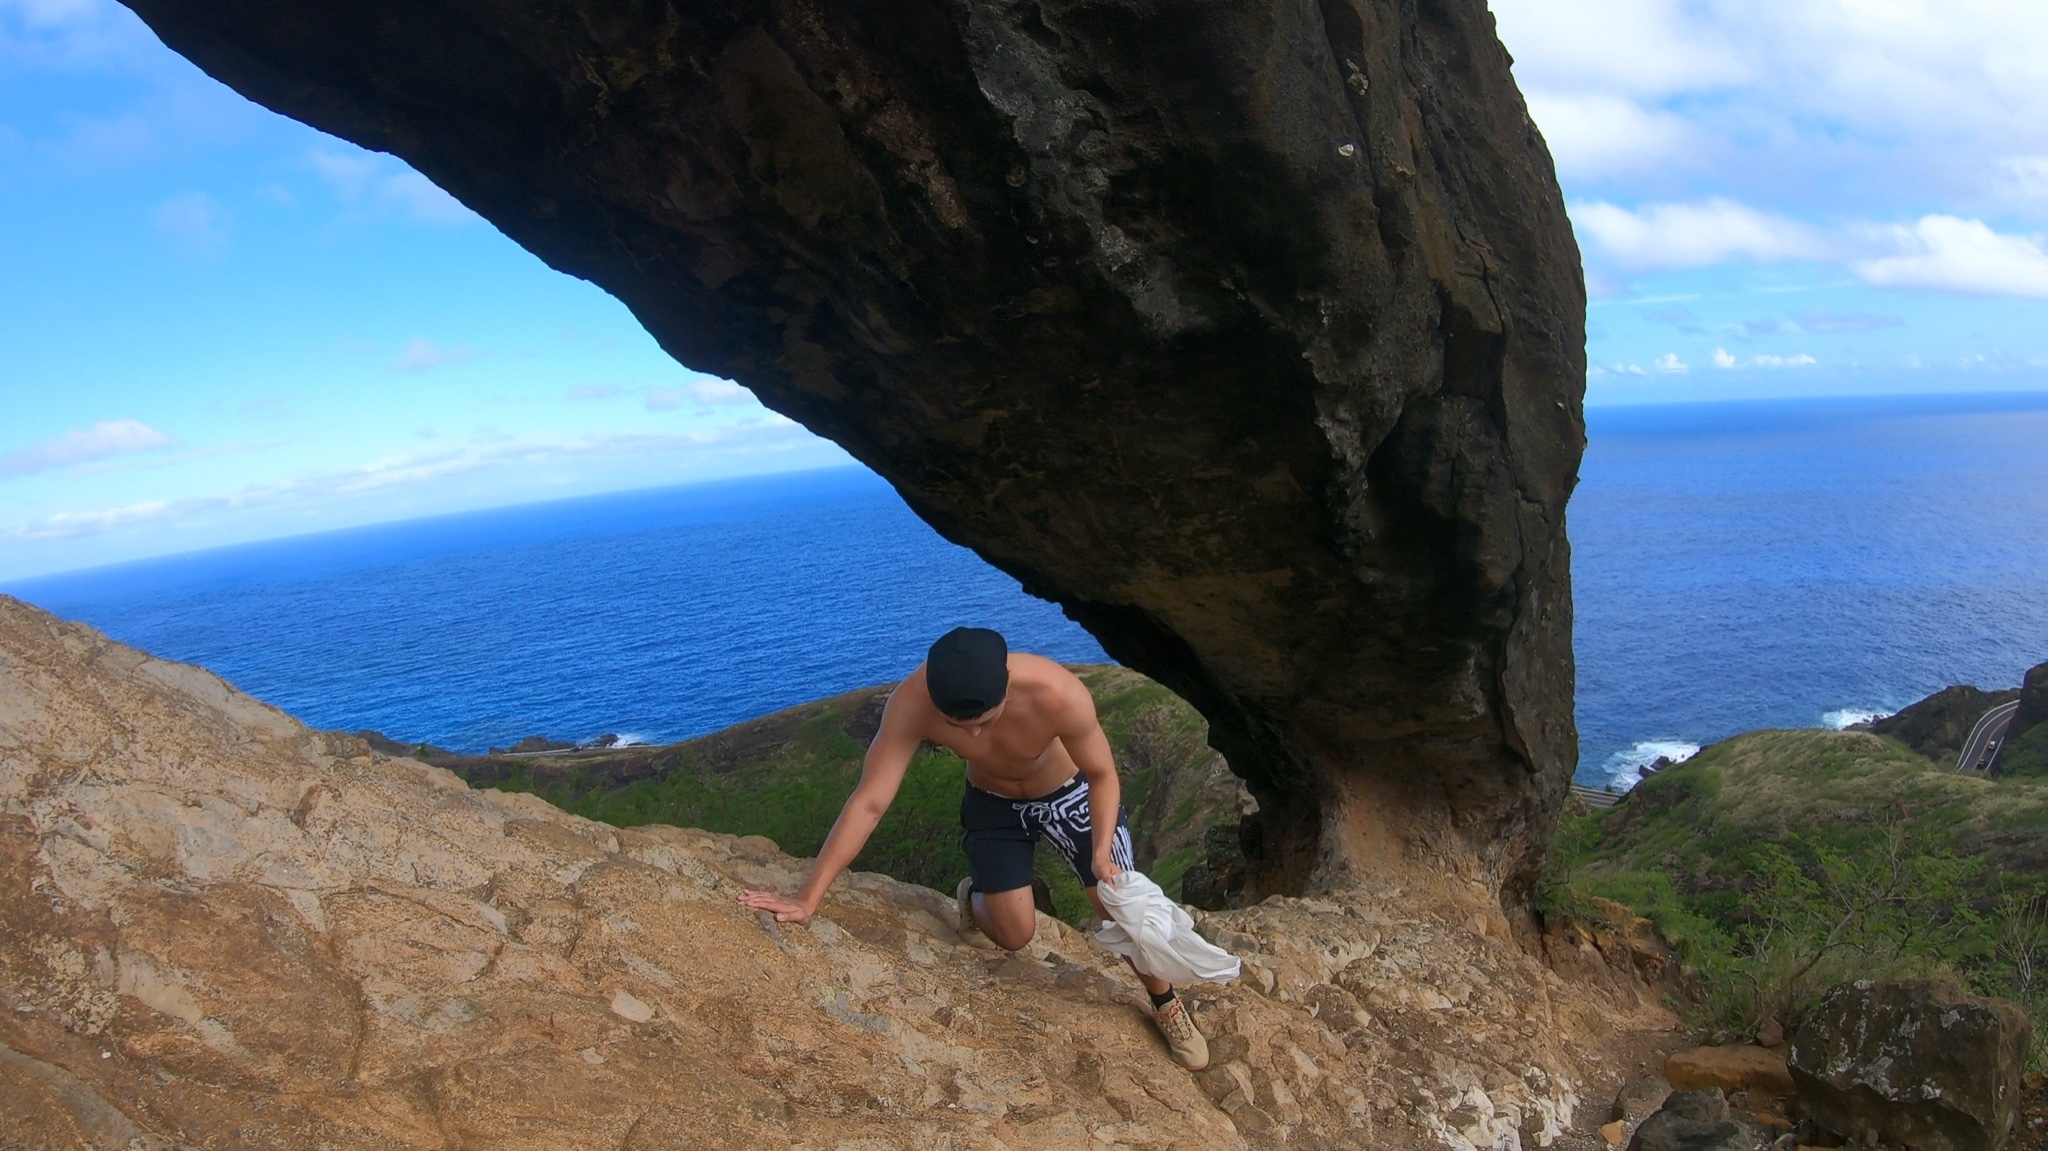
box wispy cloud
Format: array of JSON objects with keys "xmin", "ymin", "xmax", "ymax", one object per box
[
  {"xmin": 389, "ymin": 338, "xmax": 482, "ymax": 374},
  {"xmin": 308, "ymin": 147, "xmax": 476, "ymax": 225},
  {"xmin": 2, "ymin": 419, "xmax": 172, "ymax": 476},
  {"xmin": 1654, "ymin": 353, "xmax": 1688, "ymax": 374},
  {"xmin": 566, "ymin": 383, "xmax": 627, "ymax": 401},
  {"xmin": 643, "ymin": 380, "xmax": 757, "ymax": 411},
  {"xmin": 15, "ymin": 499, "xmax": 173, "ymax": 539},
  {"xmin": 1791, "ymin": 310, "xmax": 1904, "ymax": 333},
  {"xmin": 4, "ymin": 419, "xmax": 818, "ymax": 540},
  {"xmin": 152, "ymin": 191, "xmax": 228, "ymax": 255},
  {"xmin": 0, "ymin": 0, "xmax": 156, "ymax": 70},
  {"xmin": 688, "ymin": 380, "xmax": 755, "ymax": 406},
  {"xmin": 1751, "ymin": 353, "xmax": 1820, "ymax": 368}
]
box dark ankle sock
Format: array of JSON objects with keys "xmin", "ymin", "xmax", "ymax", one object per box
[{"xmin": 1148, "ymin": 988, "xmax": 1176, "ymax": 1008}]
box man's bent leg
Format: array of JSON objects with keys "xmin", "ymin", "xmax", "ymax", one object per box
[
  {"xmin": 971, "ymin": 884, "xmax": 1038, "ymax": 951},
  {"xmin": 1085, "ymin": 882, "xmax": 1209, "ymax": 1071}
]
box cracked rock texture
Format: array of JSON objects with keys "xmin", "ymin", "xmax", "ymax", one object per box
[
  {"xmin": 1790, "ymin": 979, "xmax": 2030, "ymax": 1151},
  {"xmin": 115, "ymin": 0, "xmax": 1587, "ymax": 907},
  {"xmin": 0, "ymin": 600, "xmax": 1666, "ymax": 1148}
]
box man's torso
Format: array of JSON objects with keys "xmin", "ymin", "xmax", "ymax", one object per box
[{"xmin": 917, "ymin": 654, "xmax": 1082, "ymax": 799}]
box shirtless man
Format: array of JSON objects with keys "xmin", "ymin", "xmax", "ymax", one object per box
[{"xmin": 738, "ymin": 626, "xmax": 1210, "ymax": 1070}]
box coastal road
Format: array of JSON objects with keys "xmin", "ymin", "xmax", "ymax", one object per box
[
  {"xmin": 1569, "ymin": 783, "xmax": 1624, "ymax": 809},
  {"xmin": 1958, "ymin": 700, "xmax": 2021, "ymax": 772}
]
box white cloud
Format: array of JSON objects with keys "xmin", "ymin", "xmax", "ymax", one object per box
[
  {"xmin": 1999, "ymin": 157, "xmax": 2048, "ymax": 203},
  {"xmin": 1492, "ymin": 0, "xmax": 1746, "ymax": 99},
  {"xmin": 390, "ymin": 338, "xmax": 482, "ymax": 374},
  {"xmin": 1854, "ymin": 215, "xmax": 2048, "ymax": 297},
  {"xmin": 2, "ymin": 419, "xmax": 172, "ymax": 476},
  {"xmin": 13, "ymin": 499, "xmax": 171, "ymax": 540},
  {"xmin": 4, "ymin": 421, "xmax": 826, "ymax": 542},
  {"xmin": 1713, "ymin": 348, "xmax": 1737, "ymax": 369},
  {"xmin": 1752, "ymin": 353, "xmax": 1819, "ymax": 368},
  {"xmin": 1572, "ymin": 199, "xmax": 1829, "ymax": 269},
  {"xmin": 308, "ymin": 148, "xmax": 475, "ymax": 224},
  {"xmin": 644, "ymin": 380, "xmax": 756, "ymax": 410},
  {"xmin": 152, "ymin": 191, "xmax": 228, "ymax": 255},
  {"xmin": 1523, "ymin": 94, "xmax": 1692, "ymax": 179},
  {"xmin": 1493, "ymin": 0, "xmax": 2048, "ymax": 285},
  {"xmin": 1654, "ymin": 353, "xmax": 1688, "ymax": 374},
  {"xmin": 689, "ymin": 380, "xmax": 755, "ymax": 406},
  {"xmin": 0, "ymin": 0, "xmax": 154, "ymax": 68}
]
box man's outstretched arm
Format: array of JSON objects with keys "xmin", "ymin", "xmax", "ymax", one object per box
[
  {"xmin": 737, "ymin": 685, "xmax": 921, "ymax": 923},
  {"xmin": 1060, "ymin": 683, "xmax": 1126, "ymax": 886}
]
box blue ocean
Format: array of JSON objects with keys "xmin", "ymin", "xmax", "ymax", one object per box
[{"xmin": 9, "ymin": 392, "xmax": 2047, "ymax": 790}]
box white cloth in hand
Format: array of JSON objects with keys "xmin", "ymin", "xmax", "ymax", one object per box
[{"xmin": 1093, "ymin": 870, "xmax": 1241, "ymax": 984}]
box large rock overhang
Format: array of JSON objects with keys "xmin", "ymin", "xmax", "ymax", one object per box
[{"xmin": 118, "ymin": 0, "xmax": 1587, "ymax": 910}]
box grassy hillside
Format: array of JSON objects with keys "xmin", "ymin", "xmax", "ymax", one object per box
[
  {"xmin": 1547, "ymin": 727, "xmax": 2048, "ymax": 1052},
  {"xmin": 438, "ymin": 667, "xmax": 1244, "ymax": 921}
]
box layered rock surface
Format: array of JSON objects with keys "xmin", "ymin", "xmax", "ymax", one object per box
[
  {"xmin": 0, "ymin": 599, "xmax": 1668, "ymax": 1148},
  {"xmin": 115, "ymin": 0, "xmax": 1587, "ymax": 906}
]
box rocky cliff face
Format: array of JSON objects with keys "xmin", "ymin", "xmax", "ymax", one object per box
[
  {"xmin": 114, "ymin": 0, "xmax": 1587, "ymax": 910},
  {"xmin": 0, "ymin": 600, "xmax": 1666, "ymax": 1149}
]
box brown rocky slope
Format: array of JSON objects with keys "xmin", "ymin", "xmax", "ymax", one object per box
[
  {"xmin": 0, "ymin": 599, "xmax": 1675, "ymax": 1148},
  {"xmin": 117, "ymin": 0, "xmax": 1587, "ymax": 909}
]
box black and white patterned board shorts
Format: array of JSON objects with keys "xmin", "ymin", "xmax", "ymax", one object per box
[{"xmin": 960, "ymin": 773, "xmax": 1135, "ymax": 894}]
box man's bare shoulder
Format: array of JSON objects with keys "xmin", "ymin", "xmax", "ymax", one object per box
[
  {"xmin": 878, "ymin": 665, "xmax": 945, "ymax": 734},
  {"xmin": 1008, "ymin": 654, "xmax": 1096, "ymax": 719}
]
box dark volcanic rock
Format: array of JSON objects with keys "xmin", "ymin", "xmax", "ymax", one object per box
[
  {"xmin": 1790, "ymin": 979, "xmax": 2030, "ymax": 1151},
  {"xmin": 1865, "ymin": 685, "xmax": 2022, "ymax": 767},
  {"xmin": 118, "ymin": 0, "xmax": 1585, "ymax": 905},
  {"xmin": 2002, "ymin": 663, "xmax": 2048, "ymax": 778},
  {"xmin": 2012, "ymin": 663, "xmax": 2048, "ymax": 745},
  {"xmin": 1626, "ymin": 1089, "xmax": 1769, "ymax": 1151}
]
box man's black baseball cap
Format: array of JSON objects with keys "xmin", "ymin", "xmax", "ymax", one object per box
[{"xmin": 926, "ymin": 627, "xmax": 1009, "ymax": 719}]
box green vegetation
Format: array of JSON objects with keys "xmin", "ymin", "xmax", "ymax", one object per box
[
  {"xmin": 1544, "ymin": 728, "xmax": 2048, "ymax": 1060},
  {"xmin": 2001, "ymin": 722, "xmax": 2048, "ymax": 779},
  {"xmin": 468, "ymin": 667, "xmax": 1240, "ymax": 924}
]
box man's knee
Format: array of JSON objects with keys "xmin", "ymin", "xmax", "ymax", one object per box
[
  {"xmin": 988, "ymin": 919, "xmax": 1036, "ymax": 951},
  {"xmin": 979, "ymin": 889, "xmax": 1038, "ymax": 951}
]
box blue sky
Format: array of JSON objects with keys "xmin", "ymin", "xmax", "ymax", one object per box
[{"xmin": 3, "ymin": 0, "xmax": 2046, "ymax": 581}]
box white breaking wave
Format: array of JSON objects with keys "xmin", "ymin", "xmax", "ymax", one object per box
[
  {"xmin": 1601, "ymin": 739, "xmax": 1702, "ymax": 792},
  {"xmin": 611, "ymin": 733, "xmax": 651, "ymax": 748},
  {"xmin": 1821, "ymin": 707, "xmax": 1891, "ymax": 730}
]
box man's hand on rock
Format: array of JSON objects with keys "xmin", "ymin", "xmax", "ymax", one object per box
[{"xmin": 737, "ymin": 890, "xmax": 816, "ymax": 924}]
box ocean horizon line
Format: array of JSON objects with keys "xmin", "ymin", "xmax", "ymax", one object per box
[{"xmin": 9, "ymin": 387, "xmax": 2046, "ymax": 589}]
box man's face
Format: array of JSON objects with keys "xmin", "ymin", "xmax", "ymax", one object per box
[{"xmin": 941, "ymin": 699, "xmax": 1005, "ymax": 735}]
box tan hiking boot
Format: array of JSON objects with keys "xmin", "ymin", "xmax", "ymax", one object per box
[
  {"xmin": 1153, "ymin": 996, "xmax": 1209, "ymax": 1070},
  {"xmin": 955, "ymin": 877, "xmax": 998, "ymax": 950}
]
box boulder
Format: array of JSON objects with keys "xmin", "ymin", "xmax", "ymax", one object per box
[
  {"xmin": 1625, "ymin": 1088, "xmax": 1770, "ymax": 1151},
  {"xmin": 1790, "ymin": 979, "xmax": 2030, "ymax": 1150},
  {"xmin": 116, "ymin": 0, "xmax": 1587, "ymax": 909},
  {"xmin": 1664, "ymin": 1045, "xmax": 1794, "ymax": 1099}
]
